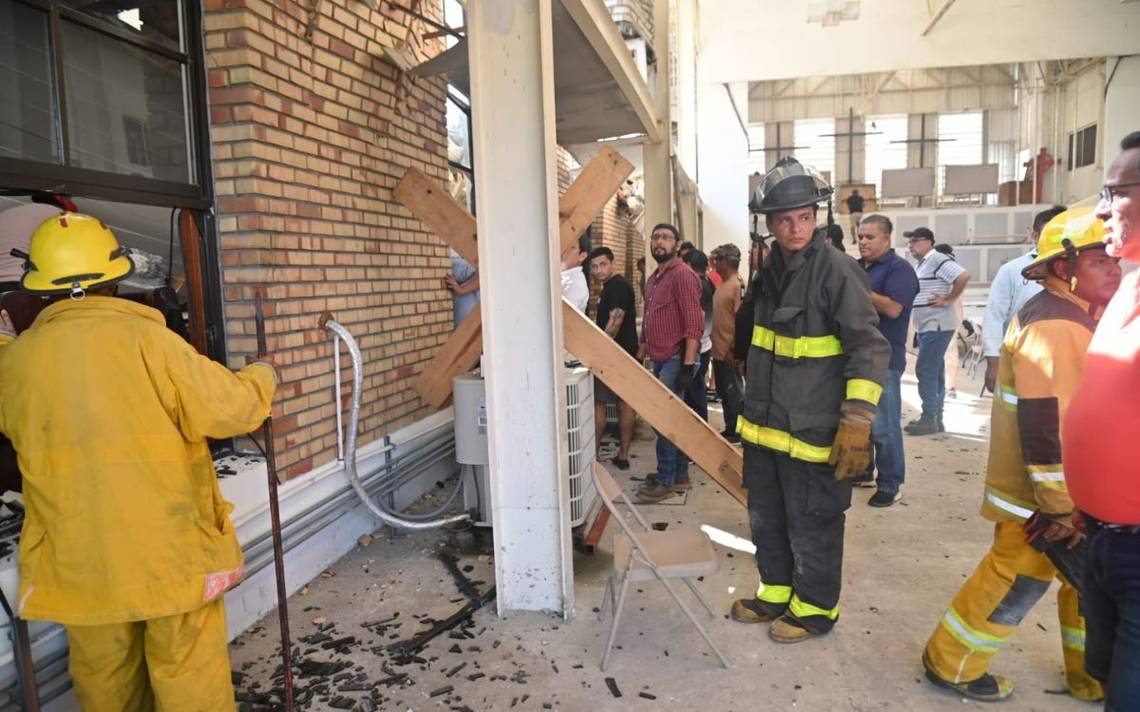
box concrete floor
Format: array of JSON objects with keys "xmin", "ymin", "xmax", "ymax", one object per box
[{"xmin": 230, "ymin": 360, "xmax": 1093, "ymax": 711}]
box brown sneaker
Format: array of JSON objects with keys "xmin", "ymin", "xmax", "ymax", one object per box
[
  {"xmin": 730, "ymin": 598, "xmax": 781, "ymax": 624},
  {"xmin": 636, "ymin": 482, "xmax": 677, "ymax": 503},
  {"xmin": 769, "ymin": 616, "xmax": 819, "ymax": 644}
]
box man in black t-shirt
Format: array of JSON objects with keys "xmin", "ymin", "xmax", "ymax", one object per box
[{"xmin": 589, "ymin": 247, "xmax": 638, "ymax": 470}]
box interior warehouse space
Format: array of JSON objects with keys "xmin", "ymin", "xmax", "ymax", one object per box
[{"xmin": 0, "ymin": 0, "xmax": 1138, "ymax": 709}]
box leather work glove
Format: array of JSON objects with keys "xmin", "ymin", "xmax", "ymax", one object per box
[
  {"xmin": 829, "ymin": 404, "xmax": 874, "ymax": 480},
  {"xmin": 675, "ymin": 362, "xmax": 696, "ymax": 392}
]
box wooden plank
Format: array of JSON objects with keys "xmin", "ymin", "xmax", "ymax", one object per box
[
  {"xmin": 178, "ymin": 209, "xmax": 209, "ymax": 355},
  {"xmin": 561, "ymin": 300, "xmax": 746, "ymax": 506},
  {"xmin": 557, "ymin": 144, "xmax": 634, "ymax": 255},
  {"xmin": 413, "ymin": 307, "xmax": 484, "ymax": 409},
  {"xmin": 401, "ymin": 147, "xmax": 631, "ymax": 409},
  {"xmin": 394, "ymin": 168, "xmax": 480, "ymax": 267}
]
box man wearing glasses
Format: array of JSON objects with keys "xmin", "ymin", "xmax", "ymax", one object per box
[{"xmin": 1062, "ymin": 131, "xmax": 1140, "ymax": 709}]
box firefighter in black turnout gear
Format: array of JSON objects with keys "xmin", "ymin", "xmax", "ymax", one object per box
[{"xmin": 731, "ymin": 158, "xmax": 890, "ymax": 643}]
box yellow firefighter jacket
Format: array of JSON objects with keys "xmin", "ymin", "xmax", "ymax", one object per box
[
  {"xmin": 982, "ymin": 277, "xmax": 1100, "ymax": 524},
  {"xmin": 0, "ymin": 297, "xmax": 275, "ymax": 625}
]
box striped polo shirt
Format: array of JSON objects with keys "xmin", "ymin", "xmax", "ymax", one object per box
[{"xmin": 911, "ymin": 251, "xmax": 966, "ymax": 332}]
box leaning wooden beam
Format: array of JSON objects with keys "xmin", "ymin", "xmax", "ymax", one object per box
[
  {"xmin": 561, "ymin": 301, "xmax": 746, "ymax": 506},
  {"xmin": 394, "ymin": 168, "xmax": 480, "ymax": 267},
  {"xmin": 399, "ymin": 146, "xmax": 633, "ymax": 406},
  {"xmin": 557, "ymin": 145, "xmax": 635, "ymax": 255},
  {"xmin": 413, "ymin": 307, "xmax": 484, "ymax": 409}
]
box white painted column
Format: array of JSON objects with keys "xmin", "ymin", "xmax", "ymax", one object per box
[
  {"xmin": 467, "ymin": 0, "xmax": 573, "ymax": 617},
  {"xmin": 696, "ymin": 81, "xmax": 749, "ymax": 259},
  {"xmin": 1104, "ymin": 56, "xmax": 1140, "ymax": 173},
  {"xmin": 643, "ymin": 0, "xmax": 673, "ymax": 231}
]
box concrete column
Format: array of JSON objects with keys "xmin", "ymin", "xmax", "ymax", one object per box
[
  {"xmin": 643, "ymin": 0, "xmax": 673, "ymax": 232},
  {"xmin": 467, "ymin": 0, "xmax": 573, "ymax": 617},
  {"xmin": 1104, "ymin": 56, "xmax": 1140, "ymax": 173}
]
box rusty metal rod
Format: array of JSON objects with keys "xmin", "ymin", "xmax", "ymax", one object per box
[{"xmin": 254, "ymin": 292, "xmax": 295, "ymax": 712}]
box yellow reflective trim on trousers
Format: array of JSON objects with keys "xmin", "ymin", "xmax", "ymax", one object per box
[
  {"xmin": 940, "ymin": 606, "xmax": 1007, "ymax": 653},
  {"xmin": 1061, "ymin": 625, "xmax": 1086, "ymax": 652},
  {"xmin": 756, "ymin": 583, "xmax": 792, "ymax": 604},
  {"xmin": 736, "ymin": 417, "xmax": 832, "ymax": 464},
  {"xmin": 846, "ymin": 378, "xmax": 882, "ymax": 405},
  {"xmin": 751, "ymin": 326, "xmax": 843, "ymax": 359},
  {"xmin": 788, "ymin": 595, "xmax": 839, "ymax": 621}
]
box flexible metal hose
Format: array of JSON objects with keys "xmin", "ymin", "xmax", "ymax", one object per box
[{"xmin": 322, "ymin": 318, "xmax": 469, "ymax": 530}]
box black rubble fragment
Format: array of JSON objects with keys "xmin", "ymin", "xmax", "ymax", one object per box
[{"xmin": 604, "ymin": 677, "xmax": 622, "ymax": 698}]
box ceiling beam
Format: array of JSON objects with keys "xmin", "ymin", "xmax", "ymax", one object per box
[
  {"xmin": 859, "ymin": 71, "xmax": 897, "ymax": 115},
  {"xmin": 921, "ymin": 0, "xmax": 959, "ymax": 36}
]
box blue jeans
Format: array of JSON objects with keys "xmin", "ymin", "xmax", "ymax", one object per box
[
  {"xmin": 915, "ymin": 330, "xmax": 954, "ymax": 418},
  {"xmin": 652, "ymin": 355, "xmax": 697, "ymax": 485},
  {"xmin": 683, "ymin": 350, "xmax": 712, "ymax": 423},
  {"xmin": 1083, "ymin": 519, "xmax": 1140, "ymax": 710},
  {"xmin": 871, "ymin": 369, "xmax": 905, "ymax": 495}
]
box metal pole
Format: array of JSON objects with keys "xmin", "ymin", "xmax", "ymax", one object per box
[
  {"xmin": 0, "ymin": 587, "xmax": 40, "ymax": 712},
  {"xmin": 254, "ymin": 292, "xmax": 295, "ymax": 712}
]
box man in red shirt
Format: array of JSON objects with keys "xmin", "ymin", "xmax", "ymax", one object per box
[
  {"xmin": 1062, "ymin": 131, "xmax": 1140, "ymax": 708},
  {"xmin": 636, "ymin": 223, "xmax": 704, "ymax": 502}
]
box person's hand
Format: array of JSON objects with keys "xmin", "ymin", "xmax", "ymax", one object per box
[
  {"xmin": 675, "ymin": 363, "xmax": 695, "ymax": 392},
  {"xmin": 0, "ymin": 309, "xmax": 14, "ymax": 338},
  {"xmin": 245, "ymin": 353, "xmax": 279, "ymax": 381},
  {"xmin": 830, "ymin": 404, "xmax": 874, "ymax": 480},
  {"xmin": 1072, "ymin": 509, "xmax": 1086, "ymax": 535},
  {"xmin": 1041, "ymin": 518, "xmax": 1084, "ymax": 549},
  {"xmin": 444, "ymin": 273, "xmax": 460, "ymax": 293},
  {"xmin": 928, "ymin": 294, "xmax": 952, "ymax": 307},
  {"xmin": 636, "ymin": 344, "xmax": 647, "ymax": 363},
  {"xmin": 984, "ymin": 357, "xmax": 999, "ymax": 393}
]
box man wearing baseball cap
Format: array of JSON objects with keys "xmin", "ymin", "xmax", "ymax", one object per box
[{"xmin": 905, "ymin": 227, "xmax": 970, "ymax": 435}]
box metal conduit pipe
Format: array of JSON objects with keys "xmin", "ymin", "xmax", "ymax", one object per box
[
  {"xmin": 322, "ymin": 318, "xmax": 469, "ymax": 530},
  {"xmin": 238, "ymin": 427, "xmax": 455, "ymax": 557},
  {"xmin": 242, "ymin": 446, "xmax": 459, "ymax": 577}
]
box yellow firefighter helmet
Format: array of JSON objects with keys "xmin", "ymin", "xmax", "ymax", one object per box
[
  {"xmin": 1021, "ymin": 207, "xmax": 1107, "ymax": 280},
  {"xmin": 17, "ymin": 213, "xmax": 134, "ymax": 297}
]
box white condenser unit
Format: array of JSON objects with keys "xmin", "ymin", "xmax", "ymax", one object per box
[{"xmin": 453, "ymin": 368, "xmax": 596, "ymax": 527}]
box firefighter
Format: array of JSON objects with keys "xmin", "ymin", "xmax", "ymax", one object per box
[
  {"xmin": 922, "ymin": 207, "xmax": 1119, "ymax": 703},
  {"xmin": 0, "ymin": 213, "xmax": 276, "ymax": 710},
  {"xmin": 729, "ymin": 158, "xmax": 889, "ymax": 643}
]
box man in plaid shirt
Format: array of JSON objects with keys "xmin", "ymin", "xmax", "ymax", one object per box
[{"xmin": 636, "ymin": 223, "xmax": 705, "ymax": 502}]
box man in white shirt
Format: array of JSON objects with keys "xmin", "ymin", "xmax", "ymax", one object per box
[
  {"xmin": 560, "ymin": 230, "xmax": 591, "ymax": 313},
  {"xmin": 906, "ymin": 227, "xmax": 970, "ymax": 436},
  {"xmin": 980, "ymin": 205, "xmax": 1066, "ymax": 392}
]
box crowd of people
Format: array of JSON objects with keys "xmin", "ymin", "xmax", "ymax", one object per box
[{"xmin": 584, "ymin": 134, "xmax": 1140, "ymax": 708}]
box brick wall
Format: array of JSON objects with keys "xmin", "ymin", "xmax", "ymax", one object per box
[
  {"xmin": 589, "ymin": 193, "xmax": 645, "ymax": 316},
  {"xmin": 204, "ymin": 0, "xmax": 451, "ymax": 478}
]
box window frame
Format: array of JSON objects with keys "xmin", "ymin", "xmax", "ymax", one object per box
[{"xmin": 0, "ymin": 0, "xmax": 214, "ymax": 209}]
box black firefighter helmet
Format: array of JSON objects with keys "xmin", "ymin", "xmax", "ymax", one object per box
[{"xmin": 750, "ymin": 157, "xmax": 833, "ymax": 215}]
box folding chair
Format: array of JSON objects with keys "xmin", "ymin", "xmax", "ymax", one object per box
[{"xmin": 591, "ymin": 462, "xmax": 731, "ymax": 671}]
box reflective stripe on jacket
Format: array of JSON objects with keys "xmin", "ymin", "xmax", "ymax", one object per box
[
  {"xmin": 0, "ymin": 297, "xmax": 276, "ymax": 625},
  {"xmin": 982, "ymin": 279, "xmax": 1098, "ymax": 523},
  {"xmin": 738, "ymin": 231, "xmax": 889, "ymax": 462}
]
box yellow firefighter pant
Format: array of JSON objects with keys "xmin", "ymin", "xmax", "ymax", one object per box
[
  {"xmin": 65, "ymin": 599, "xmax": 235, "ymax": 712},
  {"xmin": 924, "ymin": 522, "xmax": 1101, "ymax": 700}
]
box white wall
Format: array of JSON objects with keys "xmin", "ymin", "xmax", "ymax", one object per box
[
  {"xmin": 697, "ymin": 81, "xmax": 749, "ymax": 255},
  {"xmin": 1058, "ymin": 63, "xmax": 1108, "ymax": 203},
  {"xmin": 699, "ymin": 0, "xmax": 1140, "ymax": 83},
  {"xmin": 1105, "ymin": 56, "xmax": 1140, "ymax": 173}
]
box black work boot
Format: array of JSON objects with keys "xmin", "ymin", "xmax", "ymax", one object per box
[
  {"xmin": 905, "ymin": 413, "xmax": 941, "ymax": 435},
  {"xmin": 936, "ymin": 414, "xmax": 945, "ymax": 432}
]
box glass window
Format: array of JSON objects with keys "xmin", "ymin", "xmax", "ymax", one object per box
[
  {"xmin": 794, "ymin": 118, "xmax": 835, "ymax": 184},
  {"xmin": 62, "ymin": 0, "xmax": 183, "ymax": 52},
  {"xmin": 864, "ymin": 115, "xmax": 907, "ymax": 196},
  {"xmin": 0, "ymin": 2, "xmax": 60, "ymax": 163},
  {"xmin": 446, "ymin": 96, "xmax": 471, "ymax": 170},
  {"xmin": 937, "ymin": 111, "xmax": 983, "ymax": 195},
  {"xmin": 62, "ymin": 20, "xmax": 190, "ymax": 182}
]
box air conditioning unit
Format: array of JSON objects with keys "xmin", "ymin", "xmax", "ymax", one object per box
[{"xmin": 454, "ymin": 368, "xmax": 597, "ymax": 528}]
